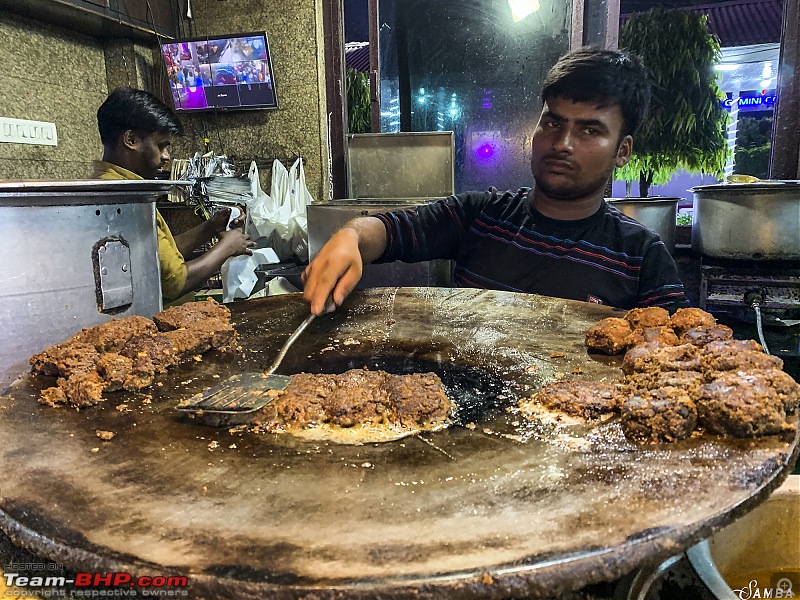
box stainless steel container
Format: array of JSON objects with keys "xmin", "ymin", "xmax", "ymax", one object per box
[
  {"xmin": 691, "ymin": 181, "xmax": 800, "ymax": 260},
  {"xmin": 606, "ymin": 197, "xmax": 679, "ymax": 254},
  {"xmin": 0, "ymin": 179, "xmax": 177, "ymax": 389},
  {"xmin": 307, "ymin": 200, "xmax": 452, "ymax": 288},
  {"xmin": 346, "ymin": 132, "xmax": 455, "ymax": 199}
]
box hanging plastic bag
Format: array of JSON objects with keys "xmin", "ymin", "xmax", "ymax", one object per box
[
  {"xmin": 282, "ymin": 157, "xmax": 313, "ymax": 262},
  {"xmin": 244, "ymin": 158, "xmax": 313, "ymax": 263}
]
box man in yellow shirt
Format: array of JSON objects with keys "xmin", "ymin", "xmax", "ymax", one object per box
[{"xmin": 93, "ymin": 88, "xmax": 254, "ymax": 303}]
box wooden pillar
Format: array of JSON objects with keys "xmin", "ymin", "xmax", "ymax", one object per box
[{"xmin": 770, "ymin": 0, "xmax": 800, "ymax": 179}]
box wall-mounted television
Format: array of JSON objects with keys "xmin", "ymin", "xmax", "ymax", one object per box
[{"xmin": 161, "ymin": 32, "xmax": 278, "ymax": 112}]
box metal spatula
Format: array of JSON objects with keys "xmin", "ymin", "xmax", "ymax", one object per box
[{"xmin": 176, "ymin": 311, "xmax": 318, "ymax": 425}]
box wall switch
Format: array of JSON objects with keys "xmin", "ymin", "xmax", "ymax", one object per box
[{"xmin": 0, "ymin": 117, "xmax": 58, "ymax": 146}]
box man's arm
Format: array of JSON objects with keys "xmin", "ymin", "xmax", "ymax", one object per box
[
  {"xmin": 173, "ymin": 208, "xmax": 238, "ymax": 257},
  {"xmin": 175, "ymin": 227, "xmax": 254, "ymax": 298},
  {"xmin": 302, "ymin": 217, "xmax": 387, "ymax": 315}
]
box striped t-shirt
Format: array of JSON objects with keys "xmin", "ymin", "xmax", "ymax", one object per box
[{"xmin": 374, "ymin": 188, "xmax": 689, "ymax": 311}]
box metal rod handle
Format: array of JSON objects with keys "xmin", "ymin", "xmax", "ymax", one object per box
[{"xmin": 264, "ymin": 312, "xmax": 317, "ymax": 376}]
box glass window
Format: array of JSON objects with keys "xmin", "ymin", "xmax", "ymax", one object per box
[{"xmin": 378, "ymin": 0, "xmax": 573, "ymax": 193}]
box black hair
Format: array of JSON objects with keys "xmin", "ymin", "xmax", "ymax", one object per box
[
  {"xmin": 97, "ymin": 87, "xmax": 183, "ymax": 144},
  {"xmin": 542, "ymin": 47, "xmax": 651, "ymax": 138}
]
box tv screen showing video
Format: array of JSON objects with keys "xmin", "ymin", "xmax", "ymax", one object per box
[{"xmin": 161, "ymin": 32, "xmax": 278, "ymax": 112}]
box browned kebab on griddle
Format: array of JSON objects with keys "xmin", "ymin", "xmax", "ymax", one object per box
[
  {"xmin": 31, "ymin": 299, "xmax": 237, "ymax": 408},
  {"xmin": 521, "ymin": 307, "xmax": 799, "ymax": 443}
]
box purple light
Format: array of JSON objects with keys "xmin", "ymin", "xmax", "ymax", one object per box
[{"xmin": 475, "ymin": 143, "xmax": 495, "ymax": 162}]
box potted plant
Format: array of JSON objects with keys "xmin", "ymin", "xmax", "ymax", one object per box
[
  {"xmin": 617, "ymin": 8, "xmax": 729, "ymax": 198},
  {"xmin": 611, "ymin": 9, "xmax": 729, "ymax": 249}
]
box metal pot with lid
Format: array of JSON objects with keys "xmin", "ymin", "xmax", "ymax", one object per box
[{"xmin": 691, "ymin": 180, "xmax": 800, "ymax": 260}]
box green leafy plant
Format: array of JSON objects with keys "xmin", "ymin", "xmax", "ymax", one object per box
[
  {"xmin": 733, "ymin": 116, "xmax": 772, "ymax": 179},
  {"xmin": 618, "ymin": 9, "xmax": 729, "ymax": 196},
  {"xmin": 346, "ymin": 67, "xmax": 371, "ymax": 134}
]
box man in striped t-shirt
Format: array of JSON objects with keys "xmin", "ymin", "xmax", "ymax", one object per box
[{"xmin": 303, "ymin": 48, "xmax": 689, "ymax": 315}]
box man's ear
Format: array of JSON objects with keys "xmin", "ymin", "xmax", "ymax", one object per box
[
  {"xmin": 615, "ymin": 135, "xmax": 633, "ymax": 168},
  {"xmin": 121, "ymin": 130, "xmax": 139, "ymax": 151}
]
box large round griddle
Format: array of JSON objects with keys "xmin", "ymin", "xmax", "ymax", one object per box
[{"xmin": 0, "ymin": 288, "xmax": 797, "ymax": 599}]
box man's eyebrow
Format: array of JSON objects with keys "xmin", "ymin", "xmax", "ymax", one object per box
[
  {"xmin": 541, "ymin": 110, "xmax": 566, "ymax": 122},
  {"xmin": 541, "ymin": 112, "xmax": 609, "ymax": 129},
  {"xmin": 569, "ymin": 117, "xmax": 611, "ymax": 131}
]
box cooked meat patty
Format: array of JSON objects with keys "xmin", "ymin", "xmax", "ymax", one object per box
[
  {"xmin": 623, "ymin": 343, "xmax": 702, "ymax": 376},
  {"xmin": 749, "ymin": 369, "xmax": 800, "ymax": 413},
  {"xmin": 162, "ymin": 328, "xmax": 213, "ymax": 360},
  {"xmin": 625, "ymin": 326, "xmax": 679, "ymax": 349},
  {"xmin": 30, "ymin": 341, "xmax": 100, "ymax": 378},
  {"xmin": 32, "ymin": 300, "xmax": 235, "ymax": 409},
  {"xmin": 121, "ymin": 334, "xmax": 178, "ymax": 374},
  {"xmin": 697, "ymin": 372, "xmax": 794, "ymax": 437},
  {"xmin": 704, "ymin": 339, "xmax": 763, "ymax": 354},
  {"xmin": 582, "ymin": 308, "xmax": 796, "ymax": 442},
  {"xmin": 185, "ymin": 318, "xmax": 237, "ymax": 350},
  {"xmin": 254, "ymin": 369, "xmax": 453, "ymax": 433},
  {"xmin": 386, "ymin": 373, "xmax": 455, "ymax": 427},
  {"xmin": 669, "ymin": 307, "xmax": 716, "ymax": 337},
  {"xmin": 625, "ymin": 370, "xmax": 705, "ymax": 400},
  {"xmin": 153, "ymin": 299, "xmax": 231, "ymax": 331},
  {"xmin": 680, "ymin": 325, "xmax": 734, "ymax": 347},
  {"xmin": 585, "ymin": 317, "xmax": 633, "ymax": 355},
  {"xmin": 621, "ymin": 341, "xmax": 668, "ymax": 375},
  {"xmin": 621, "ymin": 387, "xmax": 698, "ymax": 443},
  {"xmin": 624, "ymin": 307, "xmax": 670, "ymax": 330},
  {"xmin": 56, "ymin": 371, "xmax": 106, "ymax": 408},
  {"xmin": 73, "ymin": 316, "xmax": 158, "ymax": 352},
  {"xmin": 95, "ymin": 352, "xmax": 155, "ymax": 392},
  {"xmin": 701, "ymin": 341, "xmax": 783, "ymax": 373},
  {"xmin": 521, "ymin": 380, "xmax": 624, "ymax": 420}
]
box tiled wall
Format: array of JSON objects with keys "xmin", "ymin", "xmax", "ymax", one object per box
[
  {"xmin": 170, "ymin": 0, "xmax": 330, "ymax": 201},
  {"xmin": 0, "ymin": 13, "xmax": 109, "ymax": 180}
]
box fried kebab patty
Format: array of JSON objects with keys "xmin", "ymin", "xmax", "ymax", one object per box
[
  {"xmin": 585, "ymin": 317, "xmax": 633, "ymax": 355},
  {"xmin": 697, "ymin": 371, "xmax": 794, "ymax": 437},
  {"xmin": 558, "ymin": 307, "xmax": 799, "ymax": 443},
  {"xmin": 32, "ymin": 301, "xmax": 236, "ymax": 409},
  {"xmin": 521, "ymin": 380, "xmax": 625, "ymax": 420},
  {"xmin": 254, "ymin": 369, "xmax": 454, "ymax": 432}
]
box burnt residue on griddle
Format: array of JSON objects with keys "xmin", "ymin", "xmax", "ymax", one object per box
[
  {"xmin": 0, "ymin": 499, "xmax": 167, "ymax": 572},
  {"xmin": 732, "ymin": 456, "xmax": 783, "ymax": 490},
  {"xmin": 203, "ymin": 560, "xmax": 306, "ymax": 586},
  {"xmin": 294, "ymin": 352, "xmax": 517, "ymax": 426}
]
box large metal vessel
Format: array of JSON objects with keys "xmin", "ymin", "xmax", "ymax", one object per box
[
  {"xmin": 691, "ymin": 181, "xmax": 800, "ymax": 260},
  {"xmin": 0, "ymin": 179, "xmax": 177, "ymax": 389},
  {"xmin": 606, "ymin": 197, "xmax": 679, "ymax": 254}
]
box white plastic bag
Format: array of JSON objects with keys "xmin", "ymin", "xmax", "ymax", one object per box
[
  {"xmin": 245, "ymin": 158, "xmax": 313, "ymax": 262},
  {"xmin": 220, "ymin": 247, "xmax": 281, "ymax": 303}
]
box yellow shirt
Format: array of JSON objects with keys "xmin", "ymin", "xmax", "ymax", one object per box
[{"xmin": 90, "ymin": 160, "xmax": 188, "ymax": 302}]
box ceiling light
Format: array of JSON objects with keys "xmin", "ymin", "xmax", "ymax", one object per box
[{"xmin": 508, "ymin": 0, "xmax": 540, "ymax": 22}]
